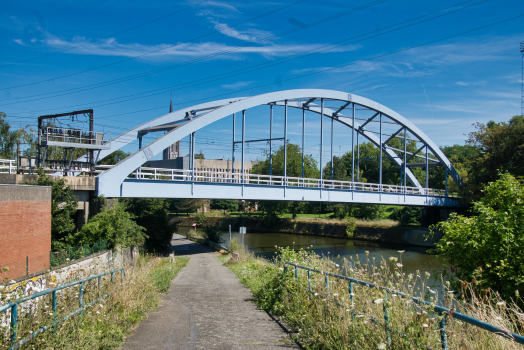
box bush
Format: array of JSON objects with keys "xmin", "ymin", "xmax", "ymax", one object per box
[
  {"xmin": 228, "ymin": 237, "xmax": 242, "ymax": 252},
  {"xmin": 203, "ymin": 224, "xmax": 223, "ymax": 244},
  {"xmin": 433, "ymin": 173, "xmax": 524, "ymax": 301},
  {"xmin": 195, "ymin": 212, "xmax": 207, "ymax": 226},
  {"xmin": 73, "ymin": 203, "xmax": 146, "ymax": 248},
  {"xmin": 121, "ymin": 198, "xmax": 177, "ymax": 252},
  {"xmin": 345, "ymin": 217, "xmax": 357, "ymax": 238}
]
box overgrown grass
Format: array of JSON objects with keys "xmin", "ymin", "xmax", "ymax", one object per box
[
  {"xmin": 221, "ymin": 248, "xmax": 524, "ymax": 349},
  {"xmin": 149, "ymin": 256, "xmax": 190, "ymax": 293},
  {"xmin": 0, "ymin": 255, "xmax": 189, "ymax": 349}
]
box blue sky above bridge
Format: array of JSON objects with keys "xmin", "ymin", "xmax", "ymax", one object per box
[{"xmin": 1, "ymin": 0, "xmax": 523, "ymax": 163}]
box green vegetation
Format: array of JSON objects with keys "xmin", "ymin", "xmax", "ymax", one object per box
[
  {"xmin": 149, "ymin": 256, "xmax": 190, "ymax": 293},
  {"xmin": 121, "ymin": 198, "xmax": 178, "ymax": 252},
  {"xmin": 0, "ymin": 112, "xmax": 23, "ymax": 159},
  {"xmin": 0, "ymin": 256, "xmax": 189, "ymax": 350},
  {"xmin": 72, "ymin": 203, "xmax": 147, "ymax": 248},
  {"xmin": 98, "ymin": 150, "xmax": 130, "ymax": 165},
  {"xmin": 202, "ymin": 223, "xmax": 223, "ymax": 244},
  {"xmin": 464, "ymin": 116, "xmax": 524, "ymax": 201},
  {"xmin": 433, "ymin": 173, "xmax": 524, "ymax": 301},
  {"xmin": 34, "ymin": 169, "xmax": 78, "ymax": 249},
  {"xmin": 222, "ymin": 248, "xmax": 524, "ymax": 349},
  {"xmin": 210, "ymin": 199, "xmax": 239, "ymax": 211}
]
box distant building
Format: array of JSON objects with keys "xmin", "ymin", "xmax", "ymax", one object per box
[
  {"xmin": 144, "ymin": 157, "xmax": 253, "ymax": 176},
  {"xmin": 163, "ymin": 95, "xmax": 181, "ymax": 160}
]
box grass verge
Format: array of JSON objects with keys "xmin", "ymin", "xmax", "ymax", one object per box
[
  {"xmin": 221, "ymin": 249, "xmax": 524, "ymax": 349},
  {"xmin": 0, "ymin": 255, "xmax": 189, "ymax": 350}
]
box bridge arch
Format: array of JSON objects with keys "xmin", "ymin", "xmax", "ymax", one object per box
[{"xmin": 97, "ymin": 89, "xmax": 461, "ymax": 198}]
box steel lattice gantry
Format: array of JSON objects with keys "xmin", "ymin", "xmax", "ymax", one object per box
[{"xmin": 95, "ymin": 89, "xmax": 463, "ymax": 207}]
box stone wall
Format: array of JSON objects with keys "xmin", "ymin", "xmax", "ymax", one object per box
[{"xmin": 173, "ymin": 215, "xmax": 442, "ymax": 248}]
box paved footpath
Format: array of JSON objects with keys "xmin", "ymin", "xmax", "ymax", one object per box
[{"xmin": 122, "ymin": 234, "xmax": 299, "ymax": 350}]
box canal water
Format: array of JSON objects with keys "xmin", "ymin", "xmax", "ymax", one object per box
[{"xmin": 178, "ymin": 227, "xmax": 446, "ymax": 281}]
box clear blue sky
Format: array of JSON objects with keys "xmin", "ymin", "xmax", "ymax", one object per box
[{"xmin": 1, "ymin": 0, "xmax": 523, "ymax": 163}]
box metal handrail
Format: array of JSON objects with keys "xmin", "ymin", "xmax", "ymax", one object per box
[
  {"xmin": 284, "ymin": 262, "xmax": 524, "ymax": 348},
  {"xmin": 129, "ymin": 167, "xmax": 458, "ymax": 198},
  {"xmin": 43, "ymin": 127, "xmax": 111, "ymax": 146},
  {"xmin": 0, "ymin": 268, "xmax": 125, "ymax": 349}
]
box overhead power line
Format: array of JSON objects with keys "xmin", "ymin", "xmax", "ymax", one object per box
[
  {"xmin": 0, "ymin": 1, "xmax": 209, "ymax": 69},
  {"xmin": 0, "ymin": 0, "xmax": 307, "ymax": 91},
  {"xmin": 93, "ymin": 12, "xmax": 524, "ymax": 122},
  {"xmin": 1, "ymin": 0, "xmax": 385, "ymax": 100},
  {"xmin": 2, "ymin": 0, "xmax": 483, "ymax": 109}
]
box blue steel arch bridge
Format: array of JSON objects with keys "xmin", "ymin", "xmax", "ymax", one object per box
[{"xmin": 94, "ymin": 89, "xmax": 462, "ymax": 207}]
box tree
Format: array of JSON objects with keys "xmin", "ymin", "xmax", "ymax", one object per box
[
  {"xmin": 98, "ymin": 150, "xmax": 130, "ymax": 165},
  {"xmin": 0, "ymin": 112, "xmax": 22, "ymax": 159},
  {"xmin": 195, "ymin": 151, "xmax": 205, "ymax": 160},
  {"xmin": 34, "ymin": 169, "xmax": 78, "ymax": 246},
  {"xmin": 433, "ymin": 173, "xmax": 524, "ymax": 300},
  {"xmin": 464, "ymin": 116, "xmax": 524, "ymax": 201},
  {"xmin": 74, "ymin": 203, "xmax": 147, "ymax": 248},
  {"xmin": 121, "ymin": 198, "xmax": 177, "ymax": 251},
  {"xmin": 210, "ymin": 199, "xmax": 238, "ymax": 212},
  {"xmin": 251, "ymin": 144, "xmax": 319, "ymax": 218},
  {"xmin": 252, "ymin": 143, "xmax": 319, "ymax": 178},
  {"xmin": 168, "ymin": 198, "xmax": 206, "ymax": 213}
]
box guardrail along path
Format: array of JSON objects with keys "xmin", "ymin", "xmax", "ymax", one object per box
[{"xmin": 122, "ymin": 234, "xmax": 298, "ymax": 350}]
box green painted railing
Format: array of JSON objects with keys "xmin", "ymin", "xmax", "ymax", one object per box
[
  {"xmin": 50, "ymin": 239, "xmax": 109, "ymax": 267},
  {"xmin": 284, "ymin": 262, "xmax": 524, "ymax": 349},
  {"xmin": 0, "ymin": 268, "xmax": 124, "ymax": 350}
]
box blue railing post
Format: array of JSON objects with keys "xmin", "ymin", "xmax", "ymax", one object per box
[
  {"xmin": 52, "ymin": 290, "xmax": 58, "ymax": 332},
  {"xmin": 439, "ymin": 311, "xmax": 448, "ymax": 350},
  {"xmin": 111, "ymin": 271, "xmax": 115, "ymax": 284},
  {"xmin": 10, "ymin": 304, "xmax": 18, "ymax": 345},
  {"xmin": 308, "ymin": 270, "xmax": 311, "ymax": 292},
  {"xmin": 79, "ymin": 282, "xmax": 84, "ymax": 316},
  {"xmin": 283, "ymin": 264, "xmax": 288, "ymax": 274},
  {"xmin": 325, "ymin": 275, "xmax": 329, "ymax": 296},
  {"xmin": 349, "ymin": 281, "xmax": 354, "ymax": 321},
  {"xmin": 98, "ymin": 276, "xmax": 102, "ymax": 297},
  {"xmin": 383, "ymin": 293, "xmax": 391, "ymax": 347},
  {"xmin": 295, "ymin": 266, "xmax": 298, "ymax": 280}
]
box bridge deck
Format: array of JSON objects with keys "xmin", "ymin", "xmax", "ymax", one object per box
[{"xmin": 99, "ymin": 167, "xmax": 462, "ymax": 207}]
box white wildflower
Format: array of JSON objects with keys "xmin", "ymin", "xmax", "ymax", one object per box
[
  {"xmin": 422, "ymin": 323, "xmax": 429, "ymax": 328},
  {"xmin": 378, "ymin": 343, "xmax": 387, "ymax": 350},
  {"xmin": 373, "ymin": 299, "xmax": 384, "ymax": 304}
]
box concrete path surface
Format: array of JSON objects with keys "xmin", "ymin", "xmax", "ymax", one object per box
[{"xmin": 122, "ymin": 234, "xmax": 299, "ymax": 350}]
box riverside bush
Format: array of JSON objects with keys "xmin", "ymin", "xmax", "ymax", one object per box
[
  {"xmin": 222, "ymin": 247, "xmax": 524, "ymax": 349},
  {"xmin": 0, "ymin": 256, "xmax": 189, "ymax": 349},
  {"xmin": 433, "ymin": 173, "xmax": 524, "ymax": 301}
]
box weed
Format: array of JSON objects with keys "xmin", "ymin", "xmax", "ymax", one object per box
[
  {"xmin": 0, "ymin": 255, "xmax": 189, "ymax": 349},
  {"xmin": 222, "ymin": 248, "xmax": 524, "ymax": 349}
]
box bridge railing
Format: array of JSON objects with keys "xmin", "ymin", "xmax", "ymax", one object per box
[
  {"xmin": 284, "ymin": 262, "xmax": 524, "ymax": 349},
  {"xmin": 0, "ymin": 268, "xmax": 124, "ymax": 349},
  {"xmin": 0, "ymin": 159, "xmax": 17, "ymax": 174},
  {"xmin": 128, "ymin": 167, "xmax": 457, "ymax": 197}
]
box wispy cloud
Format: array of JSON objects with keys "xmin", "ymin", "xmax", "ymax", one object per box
[
  {"xmin": 455, "ymin": 81, "xmax": 485, "ymax": 86},
  {"xmin": 13, "ymin": 33, "xmax": 338, "ymax": 60},
  {"xmin": 211, "ymin": 20, "xmax": 272, "ymax": 43},
  {"xmin": 220, "ymin": 80, "xmax": 254, "ymax": 89}
]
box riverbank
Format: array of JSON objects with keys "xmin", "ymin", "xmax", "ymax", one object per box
[
  {"xmin": 171, "ymin": 215, "xmax": 442, "ymax": 248},
  {"xmin": 220, "ymin": 248, "xmax": 522, "ymax": 350}
]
